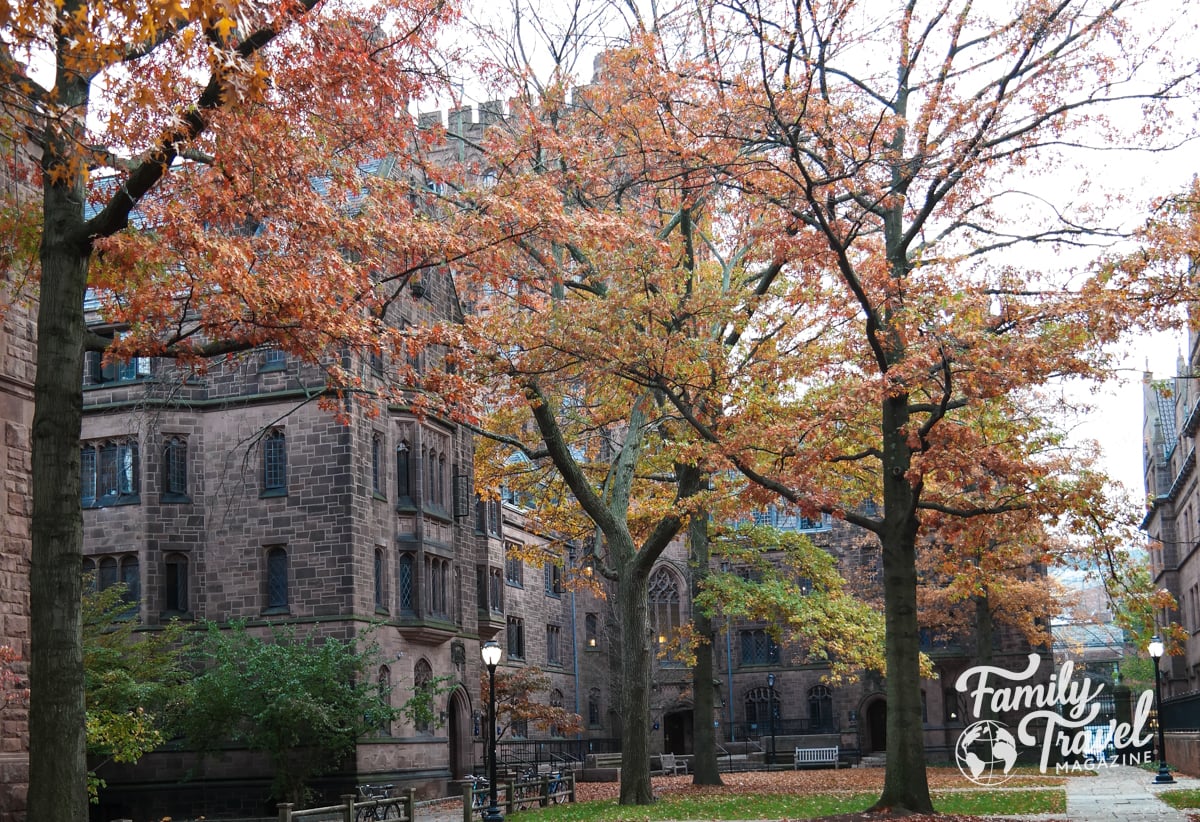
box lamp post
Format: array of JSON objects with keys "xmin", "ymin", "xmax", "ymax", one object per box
[
  {"xmin": 481, "ymin": 640, "xmax": 505, "ymax": 822},
  {"xmin": 767, "ymin": 673, "xmax": 777, "ymax": 770},
  {"xmin": 1148, "ymin": 635, "xmax": 1175, "ymax": 784}
]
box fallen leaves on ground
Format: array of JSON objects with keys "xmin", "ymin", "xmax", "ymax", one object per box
[{"xmin": 573, "ymin": 767, "xmax": 1069, "ymax": 803}]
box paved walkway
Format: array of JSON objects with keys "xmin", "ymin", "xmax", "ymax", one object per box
[{"xmin": 1056, "ymin": 764, "xmax": 1199, "ymax": 822}]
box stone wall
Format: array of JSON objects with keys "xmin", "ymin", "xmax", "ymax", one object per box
[{"xmin": 0, "ymin": 171, "xmax": 36, "ymax": 822}]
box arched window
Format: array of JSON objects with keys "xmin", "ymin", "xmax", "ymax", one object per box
[
  {"xmin": 414, "ymin": 659, "xmax": 434, "ymax": 733},
  {"xmin": 119, "ymin": 556, "xmax": 140, "ymax": 616},
  {"xmin": 549, "ymin": 689, "xmax": 565, "ymax": 737},
  {"xmin": 396, "ymin": 441, "xmax": 411, "ymax": 499},
  {"xmin": 165, "ymin": 553, "xmax": 189, "ymax": 613},
  {"xmin": 744, "ymin": 686, "xmax": 780, "ymax": 730},
  {"xmin": 398, "ymin": 553, "xmax": 415, "ymax": 613},
  {"xmin": 262, "ymin": 430, "xmax": 287, "ymax": 494},
  {"xmin": 808, "ymin": 685, "xmax": 834, "ymax": 732},
  {"xmin": 585, "ymin": 613, "xmax": 599, "ymax": 648},
  {"xmin": 378, "ymin": 665, "xmax": 393, "ymax": 736},
  {"xmin": 99, "ymin": 556, "xmax": 118, "ymax": 591},
  {"xmin": 649, "ymin": 567, "xmax": 682, "ymax": 663},
  {"xmin": 82, "ymin": 557, "xmax": 96, "ymax": 590},
  {"xmin": 266, "ymin": 546, "xmax": 289, "ymax": 610}
]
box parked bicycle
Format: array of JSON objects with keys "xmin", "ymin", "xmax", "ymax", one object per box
[
  {"xmin": 356, "ymin": 783, "xmax": 400, "ymax": 821},
  {"xmin": 463, "ymin": 774, "xmax": 489, "ymax": 811}
]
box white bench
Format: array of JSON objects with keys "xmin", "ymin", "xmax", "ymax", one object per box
[{"xmin": 794, "ymin": 746, "xmax": 840, "ymax": 769}]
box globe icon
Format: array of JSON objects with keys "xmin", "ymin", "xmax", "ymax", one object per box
[{"xmin": 955, "ymin": 720, "xmax": 1018, "ymax": 785}]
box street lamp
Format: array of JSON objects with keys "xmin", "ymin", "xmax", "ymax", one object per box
[
  {"xmin": 1148, "ymin": 635, "xmax": 1175, "ymax": 784},
  {"xmin": 481, "ymin": 640, "xmax": 505, "ymax": 822},
  {"xmin": 767, "ymin": 673, "xmax": 777, "ymax": 770}
]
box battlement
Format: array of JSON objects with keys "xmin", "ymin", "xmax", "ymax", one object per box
[{"xmin": 417, "ymin": 100, "xmax": 507, "ymax": 136}]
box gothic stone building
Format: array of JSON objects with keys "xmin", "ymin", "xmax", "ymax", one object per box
[{"xmin": 3, "ymin": 103, "xmax": 1051, "ymax": 821}]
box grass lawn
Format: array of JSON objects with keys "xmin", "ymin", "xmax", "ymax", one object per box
[
  {"xmin": 1160, "ymin": 788, "xmax": 1200, "ymax": 810},
  {"xmin": 510, "ymin": 789, "xmax": 1064, "ymax": 821}
]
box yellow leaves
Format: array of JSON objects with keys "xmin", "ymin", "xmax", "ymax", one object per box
[{"xmin": 212, "ymin": 15, "xmax": 235, "ymax": 39}]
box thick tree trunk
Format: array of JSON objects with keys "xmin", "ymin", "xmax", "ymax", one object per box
[
  {"xmin": 28, "ymin": 152, "xmax": 91, "ymax": 819},
  {"xmin": 616, "ymin": 559, "xmax": 654, "ymax": 804},
  {"xmin": 688, "ymin": 509, "xmax": 722, "ymax": 785},
  {"xmin": 871, "ymin": 393, "xmax": 934, "ymax": 814}
]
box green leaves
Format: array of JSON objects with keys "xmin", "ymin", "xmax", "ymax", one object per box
[
  {"xmin": 700, "ymin": 525, "xmax": 886, "ymax": 677},
  {"xmin": 176, "ymin": 621, "xmax": 399, "ymax": 804}
]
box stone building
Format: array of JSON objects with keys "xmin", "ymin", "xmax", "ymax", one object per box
[
  {"xmin": 1143, "ymin": 330, "xmax": 1200, "ymax": 695},
  {"xmin": 0, "ymin": 131, "xmax": 37, "ymax": 822},
  {"xmin": 2, "ymin": 102, "xmax": 1055, "ymax": 821}
]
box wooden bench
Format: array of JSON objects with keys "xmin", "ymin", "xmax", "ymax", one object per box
[{"xmin": 794, "ymin": 746, "xmax": 840, "ymax": 769}]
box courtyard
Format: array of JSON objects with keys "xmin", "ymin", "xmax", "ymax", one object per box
[{"xmin": 408, "ymin": 765, "xmax": 1200, "ymax": 822}]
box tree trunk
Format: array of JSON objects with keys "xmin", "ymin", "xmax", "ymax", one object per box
[
  {"xmin": 617, "ymin": 559, "xmax": 654, "ymax": 805},
  {"xmin": 28, "ymin": 131, "xmax": 91, "ymax": 820},
  {"xmin": 871, "ymin": 393, "xmax": 934, "ymax": 814},
  {"xmin": 688, "ymin": 509, "xmax": 722, "ymax": 785}
]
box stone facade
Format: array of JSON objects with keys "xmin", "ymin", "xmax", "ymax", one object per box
[
  {"xmin": 0, "ymin": 102, "xmax": 1053, "ymax": 821},
  {"xmin": 0, "ymin": 132, "xmax": 37, "ymax": 822},
  {"xmin": 1143, "ymin": 330, "xmax": 1200, "ymax": 695}
]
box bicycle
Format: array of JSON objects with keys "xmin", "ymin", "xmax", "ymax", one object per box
[
  {"xmin": 463, "ymin": 774, "xmax": 489, "ymax": 812},
  {"xmin": 545, "ymin": 770, "xmax": 568, "ymax": 804},
  {"xmin": 356, "ymin": 783, "xmax": 399, "ymax": 821}
]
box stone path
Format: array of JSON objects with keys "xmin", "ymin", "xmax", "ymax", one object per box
[{"xmin": 1057, "ymin": 764, "xmax": 1198, "ymax": 822}]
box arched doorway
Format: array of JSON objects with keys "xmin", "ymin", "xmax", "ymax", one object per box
[
  {"xmin": 663, "ymin": 708, "xmax": 694, "ymax": 755},
  {"xmin": 448, "ymin": 687, "xmax": 472, "ymax": 779},
  {"xmin": 864, "ymin": 699, "xmax": 887, "ymax": 754}
]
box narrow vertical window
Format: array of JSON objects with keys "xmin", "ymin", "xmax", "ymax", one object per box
[
  {"xmin": 374, "ymin": 548, "xmax": 386, "ymax": 611},
  {"xmin": 585, "ymin": 613, "xmax": 598, "ymax": 648},
  {"xmin": 117, "ymin": 442, "xmax": 138, "ymax": 496},
  {"xmin": 649, "ymin": 567, "xmax": 682, "ymax": 663},
  {"xmin": 81, "ymin": 445, "xmax": 97, "ymax": 505},
  {"xmin": 425, "ymin": 448, "xmax": 435, "ymax": 505},
  {"xmin": 546, "ymin": 624, "xmax": 561, "ymax": 665},
  {"xmin": 507, "ymin": 616, "xmax": 525, "ymax": 659},
  {"xmin": 396, "ymin": 441, "xmax": 411, "ymax": 499},
  {"xmin": 489, "ymin": 567, "xmax": 503, "ymax": 613},
  {"xmin": 266, "ymin": 546, "xmax": 289, "ymax": 609},
  {"xmin": 377, "ymin": 666, "xmax": 392, "ymax": 736},
  {"xmin": 262, "ymin": 430, "xmax": 287, "ymax": 494},
  {"xmin": 398, "ymin": 553, "xmax": 415, "ymax": 614},
  {"xmin": 165, "ymin": 553, "xmax": 189, "ymax": 613},
  {"xmin": 808, "ymin": 685, "xmax": 834, "ymax": 732},
  {"xmin": 99, "ymin": 442, "xmax": 119, "ymax": 498},
  {"xmin": 98, "ymin": 556, "xmax": 118, "ymax": 591},
  {"xmin": 588, "ymin": 689, "xmax": 601, "ymax": 727},
  {"xmin": 475, "ymin": 497, "xmax": 487, "ymax": 532},
  {"xmin": 163, "ymin": 437, "xmax": 187, "ymax": 499},
  {"xmin": 371, "ymin": 434, "xmax": 383, "ymax": 496},
  {"xmin": 414, "ymin": 659, "xmax": 434, "ymax": 733},
  {"xmin": 120, "ymin": 555, "xmax": 140, "ymax": 611}
]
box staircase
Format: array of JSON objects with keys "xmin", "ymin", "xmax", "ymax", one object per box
[{"xmin": 858, "ymin": 753, "xmax": 886, "ymax": 768}]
